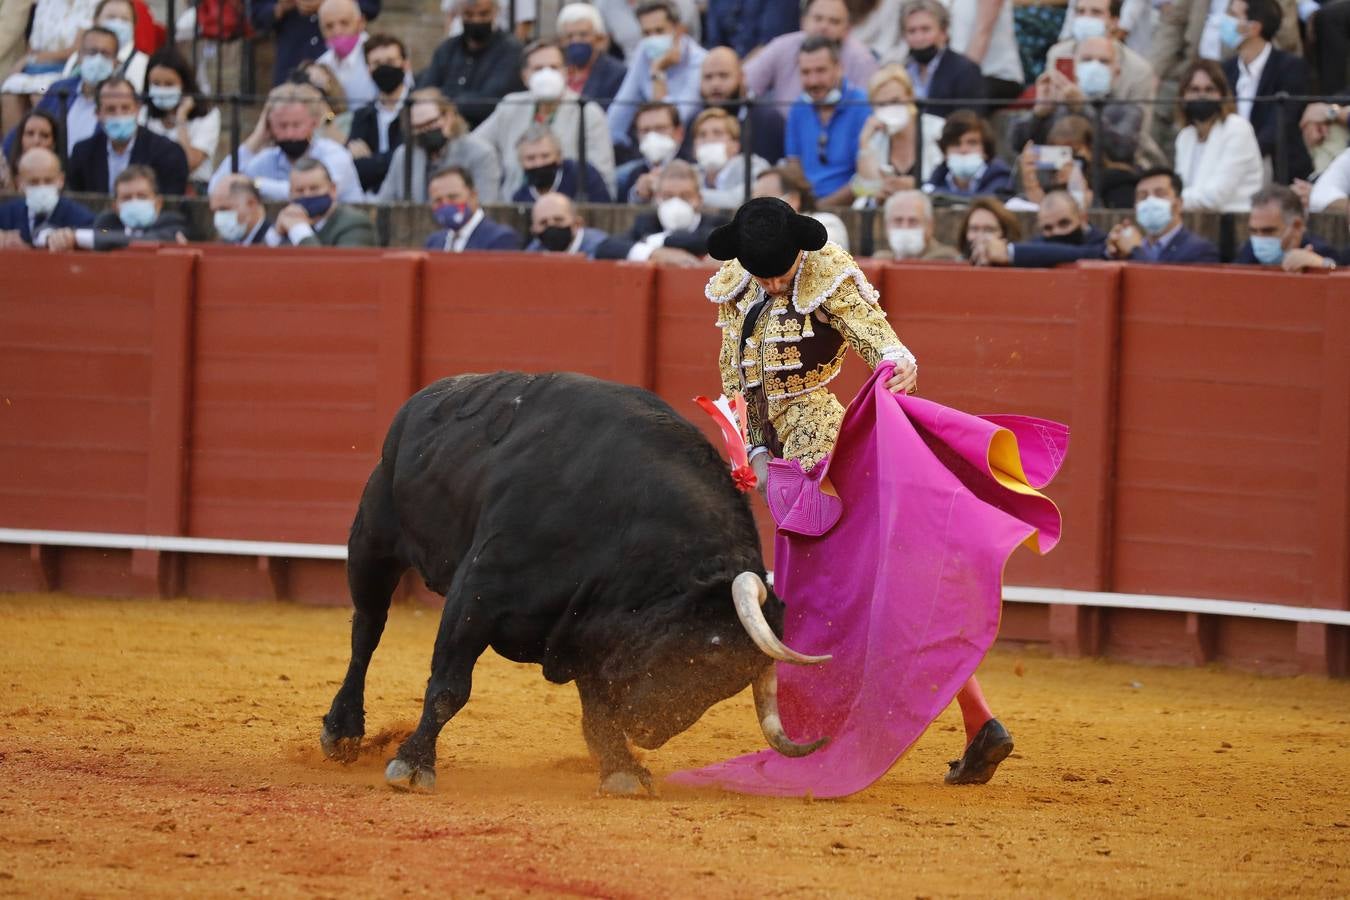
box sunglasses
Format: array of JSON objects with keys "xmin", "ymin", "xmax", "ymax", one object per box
[{"xmin": 817, "ymin": 131, "xmax": 829, "ymax": 166}]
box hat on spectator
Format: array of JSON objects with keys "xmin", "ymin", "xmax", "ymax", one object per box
[{"xmin": 707, "ymin": 197, "xmax": 828, "ymax": 278}]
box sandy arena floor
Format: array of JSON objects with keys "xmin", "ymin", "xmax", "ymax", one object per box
[{"xmin": 0, "ymin": 593, "xmax": 1347, "ymax": 899}]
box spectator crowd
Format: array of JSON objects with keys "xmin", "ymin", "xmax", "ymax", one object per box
[{"xmin": 1, "ymin": 0, "xmax": 1348, "ymax": 270}]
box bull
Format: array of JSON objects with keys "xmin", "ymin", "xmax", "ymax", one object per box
[{"xmin": 319, "ymin": 372, "xmax": 829, "ymax": 795}]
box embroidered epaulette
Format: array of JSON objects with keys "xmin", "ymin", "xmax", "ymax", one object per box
[
  {"xmin": 790, "ymin": 242, "xmax": 881, "ymax": 315},
  {"xmin": 705, "ymin": 260, "xmax": 752, "ymax": 304}
]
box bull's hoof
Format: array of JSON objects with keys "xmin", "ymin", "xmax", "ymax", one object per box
[
  {"xmin": 598, "ymin": 770, "xmax": 654, "ymax": 798},
  {"xmin": 320, "ymin": 725, "xmax": 363, "ymax": 763},
  {"xmin": 385, "ymin": 758, "xmax": 436, "ymax": 793}
]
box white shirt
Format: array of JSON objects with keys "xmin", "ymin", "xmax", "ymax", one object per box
[
  {"xmin": 144, "ymin": 107, "xmax": 222, "ymax": 183},
  {"xmin": 1175, "ymin": 113, "xmax": 1264, "ymax": 212},
  {"xmin": 1235, "ymin": 42, "xmax": 1272, "ymax": 121},
  {"xmin": 315, "ymin": 32, "xmax": 378, "ymax": 109},
  {"xmin": 1309, "ymin": 146, "xmax": 1350, "ymax": 212},
  {"xmin": 65, "ymin": 93, "xmax": 99, "ymax": 154},
  {"xmin": 373, "ymin": 87, "xmax": 408, "ymax": 154},
  {"xmin": 1198, "ymin": 0, "xmax": 1230, "ymax": 60}
]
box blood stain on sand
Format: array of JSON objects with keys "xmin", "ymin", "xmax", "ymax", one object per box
[{"xmin": 1, "ymin": 594, "xmax": 1348, "ymax": 898}]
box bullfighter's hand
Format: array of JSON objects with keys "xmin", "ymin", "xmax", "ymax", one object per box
[
  {"xmin": 751, "ymin": 451, "xmax": 770, "ymax": 495},
  {"xmin": 885, "ymin": 358, "xmax": 917, "ymax": 395}
]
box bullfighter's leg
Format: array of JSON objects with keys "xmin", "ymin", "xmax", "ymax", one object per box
[
  {"xmin": 577, "ymin": 677, "xmax": 653, "ymax": 797},
  {"xmin": 385, "ymin": 570, "xmax": 490, "ymax": 793},
  {"xmin": 944, "ymin": 675, "xmax": 1014, "ymax": 785},
  {"xmin": 321, "ymin": 469, "xmax": 405, "ymax": 763}
]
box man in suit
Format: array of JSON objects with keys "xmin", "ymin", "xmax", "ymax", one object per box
[
  {"xmin": 417, "ymin": 0, "xmax": 524, "ymax": 128},
  {"xmin": 252, "ymin": 0, "xmax": 381, "ymax": 86},
  {"xmin": 509, "ymin": 123, "xmax": 612, "ymax": 203},
  {"xmin": 973, "ymin": 190, "xmax": 1110, "ymax": 267},
  {"xmin": 1221, "ymin": 0, "xmax": 1312, "ymax": 182},
  {"xmin": 0, "ymin": 148, "xmax": 95, "ymax": 247},
  {"xmin": 266, "ymin": 157, "xmax": 377, "ymax": 247},
  {"xmin": 346, "ymin": 34, "xmax": 412, "ymax": 193},
  {"xmin": 595, "ymin": 159, "xmax": 729, "ymax": 262},
  {"xmin": 1106, "ymin": 167, "xmax": 1220, "ymax": 263},
  {"xmin": 900, "ymin": 0, "xmax": 986, "ymax": 118},
  {"xmin": 423, "ymin": 164, "xmax": 520, "ymax": 252},
  {"xmin": 523, "ymin": 191, "xmax": 609, "ymax": 256},
  {"xmin": 208, "ymin": 174, "xmax": 272, "ymax": 245},
  {"xmin": 41, "ymin": 165, "xmax": 188, "ymax": 251},
  {"xmin": 556, "ymin": 2, "xmax": 626, "ymax": 111},
  {"xmin": 1234, "ymin": 184, "xmax": 1337, "ymax": 265},
  {"xmin": 68, "ymin": 77, "xmax": 188, "ymax": 196}
]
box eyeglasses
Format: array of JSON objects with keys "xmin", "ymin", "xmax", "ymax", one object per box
[{"xmin": 817, "ymin": 131, "xmax": 829, "ymax": 165}]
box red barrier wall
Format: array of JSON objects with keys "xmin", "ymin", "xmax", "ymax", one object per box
[{"xmin": 1, "ymin": 248, "xmax": 1346, "ymax": 675}]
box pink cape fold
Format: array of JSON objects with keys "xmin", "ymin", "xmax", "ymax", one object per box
[{"xmin": 667, "ymin": 363, "xmax": 1068, "ymax": 798}]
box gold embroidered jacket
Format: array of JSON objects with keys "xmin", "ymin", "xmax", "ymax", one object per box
[{"xmin": 708, "ymin": 242, "xmax": 915, "ymax": 453}]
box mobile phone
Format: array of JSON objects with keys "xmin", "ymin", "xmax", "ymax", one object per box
[
  {"xmin": 1054, "ymin": 57, "xmax": 1075, "ymax": 81},
  {"xmin": 1033, "ymin": 144, "xmax": 1073, "ymax": 170}
]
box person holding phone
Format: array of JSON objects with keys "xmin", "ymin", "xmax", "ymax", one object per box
[{"xmin": 1044, "ymin": 0, "xmax": 1158, "ymax": 136}]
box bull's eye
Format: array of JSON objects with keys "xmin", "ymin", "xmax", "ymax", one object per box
[{"xmin": 709, "ymin": 635, "xmax": 723, "ymax": 647}]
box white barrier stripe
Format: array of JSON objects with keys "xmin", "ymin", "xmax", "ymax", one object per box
[{"xmin": 1, "ymin": 527, "xmax": 1347, "ymax": 627}]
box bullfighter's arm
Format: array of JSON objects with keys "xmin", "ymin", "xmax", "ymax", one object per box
[
  {"xmin": 716, "ymin": 302, "xmax": 741, "ymax": 400},
  {"xmin": 820, "ymin": 279, "xmax": 916, "ymax": 371}
]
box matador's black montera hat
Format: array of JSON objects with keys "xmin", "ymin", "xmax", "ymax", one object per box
[{"xmin": 707, "ymin": 197, "xmax": 828, "ymax": 278}]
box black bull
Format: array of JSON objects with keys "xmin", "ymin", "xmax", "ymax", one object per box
[{"xmin": 320, "ymin": 372, "xmax": 828, "ymax": 795}]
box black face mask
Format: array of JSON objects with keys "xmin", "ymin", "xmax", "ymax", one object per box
[
  {"xmin": 462, "ymin": 21, "xmax": 493, "ymax": 44},
  {"xmin": 537, "ymin": 224, "xmax": 574, "ymax": 251},
  {"xmin": 909, "ymin": 43, "xmax": 938, "ymax": 65},
  {"xmin": 1045, "ymin": 227, "xmax": 1085, "ymax": 245},
  {"xmin": 370, "ymin": 64, "xmax": 405, "ymax": 94},
  {"xmin": 1184, "ymin": 99, "xmax": 1221, "ymax": 123},
  {"xmin": 416, "ymin": 128, "xmax": 448, "ymax": 153},
  {"xmin": 276, "ymin": 138, "xmax": 309, "ymax": 160},
  {"xmin": 524, "ymin": 163, "xmax": 559, "ymax": 191}
]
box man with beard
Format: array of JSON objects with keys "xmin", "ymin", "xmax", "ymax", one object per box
[
  {"xmin": 209, "ymin": 81, "xmax": 362, "ymax": 202},
  {"xmin": 972, "ymin": 189, "xmax": 1109, "ymax": 267},
  {"xmin": 679, "ymin": 46, "xmax": 785, "ymax": 165}
]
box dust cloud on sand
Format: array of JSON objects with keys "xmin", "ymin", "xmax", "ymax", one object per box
[{"xmin": 1, "ymin": 595, "xmax": 1347, "ymax": 897}]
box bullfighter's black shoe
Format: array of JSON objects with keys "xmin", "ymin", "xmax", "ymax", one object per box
[{"xmin": 944, "ymin": 718, "xmax": 1013, "ymax": 785}]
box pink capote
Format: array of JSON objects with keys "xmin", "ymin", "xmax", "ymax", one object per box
[{"xmin": 668, "ymin": 363, "xmax": 1068, "ymax": 798}]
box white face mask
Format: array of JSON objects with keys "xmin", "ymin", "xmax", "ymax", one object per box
[
  {"xmin": 656, "ymin": 196, "xmax": 697, "ymax": 232},
  {"xmin": 25, "ymin": 184, "xmax": 60, "ymax": 217},
  {"xmin": 874, "ymin": 103, "xmax": 911, "ymax": 135},
  {"xmin": 887, "ymin": 226, "xmax": 926, "ymax": 259},
  {"xmin": 1070, "ymin": 15, "xmax": 1108, "ymax": 42},
  {"xmin": 527, "ymin": 66, "xmax": 566, "ymax": 101},
  {"xmin": 694, "ymin": 140, "xmax": 728, "ymax": 171},
  {"xmin": 638, "ymin": 130, "xmax": 678, "ymax": 166},
  {"xmin": 101, "ymin": 17, "xmax": 134, "ymax": 50},
  {"xmin": 214, "ymin": 209, "xmax": 246, "ymax": 242}
]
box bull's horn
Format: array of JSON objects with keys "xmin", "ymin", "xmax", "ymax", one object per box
[
  {"xmin": 752, "ymin": 666, "xmax": 829, "ymax": 757},
  {"xmin": 732, "ymin": 572, "xmax": 831, "ymax": 665}
]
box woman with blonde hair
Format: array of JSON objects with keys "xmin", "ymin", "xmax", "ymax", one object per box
[{"xmin": 852, "ymin": 63, "xmax": 944, "ymax": 205}]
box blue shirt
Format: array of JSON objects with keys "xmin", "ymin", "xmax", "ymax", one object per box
[
  {"xmin": 784, "ymin": 81, "xmax": 870, "ymax": 199},
  {"xmin": 208, "ymin": 135, "xmax": 363, "ymax": 203},
  {"xmin": 906, "ymin": 50, "xmax": 945, "ymax": 100},
  {"xmin": 607, "ymin": 36, "xmax": 708, "ymax": 148}
]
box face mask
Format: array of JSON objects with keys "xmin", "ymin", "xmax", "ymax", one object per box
[
  {"xmin": 103, "ymin": 115, "xmax": 137, "ymax": 143},
  {"xmin": 148, "ymin": 86, "xmax": 181, "ymax": 111},
  {"xmin": 874, "ymin": 103, "xmax": 911, "ymax": 134},
  {"xmin": 294, "ymin": 194, "xmax": 333, "ymax": 218},
  {"xmin": 563, "ymin": 41, "xmax": 594, "ymax": 67},
  {"xmin": 1250, "ymin": 234, "xmax": 1285, "ymax": 265},
  {"xmin": 1071, "ymin": 15, "xmax": 1107, "ymax": 41},
  {"xmin": 1045, "ymin": 227, "xmax": 1085, "ymax": 245},
  {"xmin": 214, "ymin": 209, "xmax": 246, "ymax": 242},
  {"xmin": 638, "ymin": 130, "xmax": 677, "ymax": 165},
  {"xmin": 101, "ymin": 18, "xmax": 134, "ymax": 49},
  {"xmin": 1184, "ymin": 99, "xmax": 1221, "ymax": 124},
  {"xmin": 416, "ymin": 128, "xmax": 448, "ymax": 153},
  {"xmin": 527, "ymin": 66, "xmax": 566, "ymax": 101},
  {"xmin": 657, "ymin": 196, "xmax": 697, "ymax": 232},
  {"xmin": 277, "ymin": 137, "xmax": 310, "ymax": 160},
  {"xmin": 1076, "ymin": 59, "xmax": 1112, "ymax": 99},
  {"xmin": 462, "ymin": 21, "xmax": 493, "ymax": 43},
  {"xmin": 1218, "ymin": 13, "xmax": 1244, "ymax": 49},
  {"xmin": 328, "ymin": 33, "xmax": 360, "ymax": 58},
  {"xmin": 370, "ymin": 64, "xmax": 405, "ymax": 94},
  {"xmin": 640, "ymin": 34, "xmax": 674, "ymax": 59},
  {"xmin": 1135, "ymin": 195, "xmax": 1174, "ymax": 235},
  {"xmin": 887, "ymin": 227, "xmax": 926, "ymax": 259},
  {"xmin": 801, "ymin": 87, "xmax": 842, "ymax": 107},
  {"xmin": 946, "ymin": 151, "xmax": 984, "ymax": 180},
  {"xmin": 695, "ymin": 140, "xmax": 728, "ymax": 170},
  {"xmin": 434, "ymin": 202, "xmax": 471, "ymax": 230},
  {"xmin": 537, "ymin": 224, "xmax": 574, "ymax": 251},
  {"xmin": 25, "ymin": 184, "xmax": 60, "ymax": 217},
  {"xmin": 80, "ymin": 53, "xmax": 116, "ymax": 86},
  {"xmin": 908, "ymin": 43, "xmax": 938, "ymax": 65},
  {"xmin": 524, "ymin": 162, "xmax": 559, "ymax": 191},
  {"xmin": 117, "ymin": 198, "xmax": 157, "ymax": 230}
]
